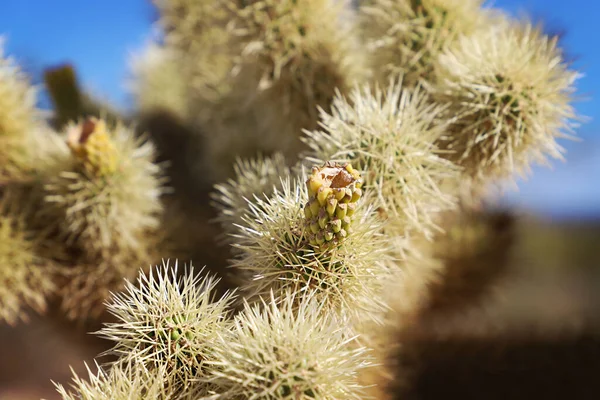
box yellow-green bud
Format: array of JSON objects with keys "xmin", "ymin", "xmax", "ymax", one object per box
[
  {"xmin": 67, "ymin": 118, "xmax": 118, "ymax": 177},
  {"xmin": 304, "ymin": 162, "xmax": 362, "ymax": 249}
]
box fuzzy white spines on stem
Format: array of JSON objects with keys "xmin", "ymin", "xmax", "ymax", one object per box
[
  {"xmin": 304, "ymin": 79, "xmax": 459, "ymax": 238},
  {"xmin": 212, "ymin": 152, "xmax": 290, "ymax": 243},
  {"xmin": 232, "ymin": 173, "xmax": 390, "ymax": 321},
  {"xmin": 434, "ymin": 21, "xmax": 580, "ymax": 185},
  {"xmin": 98, "ymin": 260, "xmax": 235, "ymax": 392},
  {"xmin": 207, "ymin": 290, "xmax": 371, "ymax": 399}
]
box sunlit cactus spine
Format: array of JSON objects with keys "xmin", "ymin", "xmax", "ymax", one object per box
[{"xmin": 303, "ymin": 162, "xmax": 363, "ymax": 248}]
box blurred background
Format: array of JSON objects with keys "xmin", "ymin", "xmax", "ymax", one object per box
[{"xmin": 0, "ymin": 1, "xmax": 598, "ymax": 399}]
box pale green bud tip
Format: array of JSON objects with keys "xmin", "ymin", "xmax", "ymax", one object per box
[{"xmin": 304, "ymin": 162, "xmax": 362, "ymax": 249}]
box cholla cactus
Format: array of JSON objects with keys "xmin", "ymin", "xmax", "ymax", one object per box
[
  {"xmin": 304, "ymin": 80, "xmax": 459, "ymax": 238},
  {"xmin": 232, "ymin": 173, "xmax": 389, "ymax": 319},
  {"xmin": 206, "ymin": 291, "xmax": 371, "ymax": 399},
  {"xmin": 55, "ymin": 362, "xmax": 171, "ymax": 400},
  {"xmin": 0, "ymin": 39, "xmax": 40, "ymax": 180},
  {"xmin": 98, "ymin": 261, "xmax": 235, "ymax": 394},
  {"xmin": 303, "ymin": 162, "xmax": 363, "ymax": 248},
  {"xmin": 212, "ymin": 152, "xmax": 290, "ymax": 242},
  {"xmin": 41, "ymin": 117, "xmax": 167, "ymax": 319},
  {"xmin": 360, "ymin": 0, "xmax": 487, "ymax": 87},
  {"xmin": 44, "ymin": 117, "xmax": 166, "ymax": 257},
  {"xmin": 0, "ymin": 196, "xmax": 54, "ymax": 325},
  {"xmin": 434, "ymin": 21, "xmax": 579, "ymax": 186},
  {"xmin": 0, "ymin": 2, "xmax": 581, "ymax": 399}
]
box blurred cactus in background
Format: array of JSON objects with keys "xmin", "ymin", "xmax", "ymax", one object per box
[
  {"xmin": 433, "ymin": 21, "xmax": 579, "ymax": 190},
  {"xmin": 0, "ymin": 0, "xmax": 592, "ymax": 399},
  {"xmin": 0, "ymin": 40, "xmax": 43, "ymax": 181}
]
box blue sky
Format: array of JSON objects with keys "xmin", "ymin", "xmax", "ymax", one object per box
[{"xmin": 0, "ymin": 0, "xmax": 598, "ymax": 219}]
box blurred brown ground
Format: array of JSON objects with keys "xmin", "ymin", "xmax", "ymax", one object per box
[{"xmin": 1, "ymin": 216, "xmax": 599, "ymax": 399}]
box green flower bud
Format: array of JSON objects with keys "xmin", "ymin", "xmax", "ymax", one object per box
[{"xmin": 303, "ymin": 162, "xmax": 362, "ymax": 249}]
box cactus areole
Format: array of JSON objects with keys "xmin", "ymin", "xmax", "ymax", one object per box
[{"xmin": 304, "ymin": 162, "xmax": 363, "ymax": 249}]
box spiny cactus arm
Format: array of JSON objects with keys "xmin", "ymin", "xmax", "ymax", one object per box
[
  {"xmin": 424, "ymin": 207, "xmax": 516, "ymax": 315},
  {"xmin": 153, "ymin": 0, "xmax": 231, "ymax": 55},
  {"xmin": 44, "ymin": 65, "xmax": 86, "ymax": 129},
  {"xmin": 44, "ymin": 117, "xmax": 166, "ymax": 258},
  {"xmin": 433, "ymin": 19, "xmax": 580, "ymax": 190},
  {"xmin": 303, "ymin": 79, "xmax": 460, "ymax": 239},
  {"xmin": 128, "ymin": 42, "xmax": 190, "ymax": 120},
  {"xmin": 39, "ymin": 117, "xmax": 168, "ymax": 320},
  {"xmin": 231, "ymin": 170, "xmax": 390, "ymax": 321},
  {"xmin": 359, "ymin": 0, "xmax": 489, "ymax": 87},
  {"xmin": 54, "ymin": 361, "xmax": 173, "ymax": 400},
  {"xmin": 204, "ymin": 0, "xmax": 365, "ymax": 170},
  {"xmin": 97, "ymin": 260, "xmax": 236, "ymax": 396},
  {"xmin": 152, "ymin": 0, "xmax": 235, "ymax": 108},
  {"xmin": 204, "ymin": 290, "xmax": 372, "ymax": 399}
]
